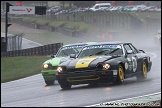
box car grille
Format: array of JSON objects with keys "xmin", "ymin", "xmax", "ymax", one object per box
[
  {"xmin": 67, "ymin": 75, "xmax": 100, "ymax": 82},
  {"xmin": 52, "ymin": 66, "xmax": 57, "ymax": 70},
  {"xmin": 67, "ymin": 67, "xmax": 97, "ymax": 73}
]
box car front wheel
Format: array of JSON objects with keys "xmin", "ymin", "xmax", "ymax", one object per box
[
  {"xmin": 136, "ymin": 61, "xmax": 147, "ymax": 81},
  {"xmin": 113, "ymin": 64, "xmax": 124, "ymax": 84},
  {"xmin": 58, "ymin": 80, "xmax": 71, "ymax": 89}
]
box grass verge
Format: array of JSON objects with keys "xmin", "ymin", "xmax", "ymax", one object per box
[{"xmin": 1, "ymin": 56, "xmax": 50, "ymax": 83}]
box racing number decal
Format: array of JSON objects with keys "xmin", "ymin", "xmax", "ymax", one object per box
[
  {"xmin": 127, "ymin": 58, "xmax": 132, "ymax": 70},
  {"xmin": 132, "ymin": 57, "xmax": 137, "ymax": 72},
  {"xmin": 125, "ymin": 62, "xmax": 128, "ymax": 70}
]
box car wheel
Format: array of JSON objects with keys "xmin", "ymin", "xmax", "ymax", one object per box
[
  {"xmin": 58, "ymin": 80, "xmax": 71, "ymax": 89},
  {"xmin": 136, "ymin": 61, "xmax": 147, "ymax": 81},
  {"xmin": 114, "ymin": 65, "xmax": 124, "ymax": 84},
  {"xmin": 45, "ymin": 80, "xmax": 55, "ymax": 85}
]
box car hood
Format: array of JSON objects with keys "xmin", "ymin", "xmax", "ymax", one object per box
[
  {"xmin": 43, "ymin": 57, "xmax": 69, "ymax": 66},
  {"xmin": 64, "ymin": 55, "xmax": 114, "ymax": 69}
]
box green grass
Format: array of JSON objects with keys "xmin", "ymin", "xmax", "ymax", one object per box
[{"xmin": 1, "ymin": 56, "xmax": 50, "ymax": 83}]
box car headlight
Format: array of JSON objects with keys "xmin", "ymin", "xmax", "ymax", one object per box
[
  {"xmin": 57, "ymin": 66, "xmax": 63, "ymax": 72},
  {"xmin": 43, "ymin": 64, "xmax": 48, "ymax": 69},
  {"xmin": 42, "ymin": 64, "xmax": 52, "ymax": 69},
  {"xmin": 96, "ymin": 63, "xmax": 110, "ymax": 70},
  {"xmin": 57, "ymin": 66, "xmax": 67, "ymax": 73},
  {"xmin": 103, "ymin": 63, "xmax": 110, "ymax": 69}
]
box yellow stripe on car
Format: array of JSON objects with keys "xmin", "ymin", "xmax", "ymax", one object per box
[{"xmin": 75, "ymin": 56, "xmax": 98, "ymax": 68}]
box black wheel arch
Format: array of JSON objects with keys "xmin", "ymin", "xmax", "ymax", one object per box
[
  {"xmin": 142, "ymin": 57, "xmax": 148, "ymax": 70},
  {"xmin": 119, "ymin": 62, "xmax": 125, "ymax": 77}
]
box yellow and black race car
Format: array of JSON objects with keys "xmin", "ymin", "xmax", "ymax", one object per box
[{"xmin": 56, "ymin": 42, "xmax": 152, "ymax": 89}]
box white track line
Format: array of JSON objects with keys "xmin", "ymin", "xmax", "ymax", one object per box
[
  {"xmin": 22, "ymin": 38, "xmax": 43, "ymax": 46},
  {"xmin": 86, "ymin": 92, "xmax": 161, "ymax": 107}
]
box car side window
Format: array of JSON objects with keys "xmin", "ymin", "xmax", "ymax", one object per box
[
  {"xmin": 109, "ymin": 48, "xmax": 123, "ymax": 55},
  {"xmin": 129, "ymin": 44, "xmax": 138, "ymax": 54},
  {"xmin": 124, "ymin": 44, "xmax": 132, "ymax": 53},
  {"xmin": 95, "ymin": 6, "xmax": 99, "ymax": 9}
]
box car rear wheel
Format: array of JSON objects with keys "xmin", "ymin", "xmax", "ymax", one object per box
[
  {"xmin": 136, "ymin": 61, "xmax": 147, "ymax": 81},
  {"xmin": 114, "ymin": 65, "xmax": 124, "ymax": 84},
  {"xmin": 58, "ymin": 80, "xmax": 71, "ymax": 89}
]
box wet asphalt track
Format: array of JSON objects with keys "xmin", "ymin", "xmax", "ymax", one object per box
[{"xmin": 1, "ymin": 46, "xmax": 161, "ymax": 107}]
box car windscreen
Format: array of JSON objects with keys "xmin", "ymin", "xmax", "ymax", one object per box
[
  {"xmin": 56, "ymin": 44, "xmax": 87, "ymax": 57},
  {"xmin": 77, "ymin": 44, "xmax": 123, "ymax": 58}
]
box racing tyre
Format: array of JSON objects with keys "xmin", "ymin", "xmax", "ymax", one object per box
[
  {"xmin": 114, "ymin": 65, "xmax": 124, "ymax": 85},
  {"xmin": 58, "ymin": 80, "xmax": 71, "ymax": 89},
  {"xmin": 136, "ymin": 61, "xmax": 147, "ymax": 81},
  {"xmin": 45, "ymin": 80, "xmax": 55, "ymax": 85}
]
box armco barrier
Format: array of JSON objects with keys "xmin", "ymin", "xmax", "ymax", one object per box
[{"xmin": 1, "ymin": 42, "xmax": 63, "ymax": 58}]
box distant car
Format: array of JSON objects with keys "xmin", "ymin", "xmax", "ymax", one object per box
[
  {"xmin": 157, "ymin": 8, "xmax": 161, "ymax": 12},
  {"xmin": 89, "ymin": 3, "xmax": 111, "ymax": 11},
  {"xmin": 46, "ymin": 6, "xmax": 61, "ymax": 13},
  {"xmin": 154, "ymin": 29, "xmax": 161, "ymax": 46},
  {"xmin": 131, "ymin": 5, "xmax": 146, "ymax": 12},
  {"xmin": 56, "ymin": 42, "xmax": 152, "ymax": 89},
  {"xmin": 123, "ymin": 6, "xmax": 134, "ymax": 12},
  {"xmin": 140, "ymin": 6, "xmax": 157, "ymax": 12},
  {"xmin": 148, "ymin": 6, "xmax": 158, "ymax": 12},
  {"xmin": 41, "ymin": 42, "xmax": 97, "ymax": 85},
  {"xmin": 109, "ymin": 6, "xmax": 123, "ymax": 12}
]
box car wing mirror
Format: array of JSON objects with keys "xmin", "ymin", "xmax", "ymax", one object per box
[
  {"xmin": 127, "ymin": 50, "xmax": 133, "ymax": 54},
  {"xmin": 70, "ymin": 54, "xmax": 76, "ymax": 58},
  {"xmin": 139, "ymin": 49, "xmax": 145, "ymax": 53}
]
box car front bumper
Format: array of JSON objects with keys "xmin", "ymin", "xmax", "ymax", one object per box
[
  {"xmin": 56, "ymin": 70, "xmax": 118, "ymax": 85},
  {"xmin": 41, "ymin": 70, "xmax": 57, "ymax": 81},
  {"xmin": 148, "ymin": 61, "xmax": 152, "ymax": 72}
]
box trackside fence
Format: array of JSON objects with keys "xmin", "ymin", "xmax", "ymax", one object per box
[
  {"xmin": 1, "ymin": 42, "xmax": 63, "ymax": 58},
  {"xmin": 1, "ymin": 33, "xmax": 24, "ymax": 52}
]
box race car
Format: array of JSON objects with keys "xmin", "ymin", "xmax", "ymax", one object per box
[
  {"xmin": 56, "ymin": 41, "xmax": 152, "ymax": 89},
  {"xmin": 154, "ymin": 29, "xmax": 161, "ymax": 46},
  {"xmin": 41, "ymin": 42, "xmax": 97, "ymax": 85}
]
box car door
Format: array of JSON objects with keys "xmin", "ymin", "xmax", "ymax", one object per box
[
  {"xmin": 123, "ymin": 44, "xmax": 139, "ymax": 74},
  {"xmin": 128, "ymin": 43, "xmax": 143, "ymax": 72}
]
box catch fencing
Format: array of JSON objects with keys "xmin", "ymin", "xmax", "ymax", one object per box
[
  {"xmin": 7, "ymin": 33, "xmax": 24, "ymax": 51},
  {"xmin": 1, "ymin": 33, "xmax": 24, "ymax": 52}
]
